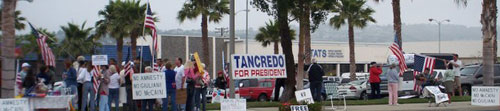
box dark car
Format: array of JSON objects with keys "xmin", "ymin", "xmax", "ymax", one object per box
[{"xmin": 460, "ymin": 64, "xmax": 500, "ymax": 96}]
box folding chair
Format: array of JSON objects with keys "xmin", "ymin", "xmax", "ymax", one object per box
[{"xmin": 325, "ymin": 83, "xmax": 346, "ymax": 111}]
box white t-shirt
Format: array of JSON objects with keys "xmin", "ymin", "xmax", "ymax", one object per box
[
  {"xmin": 76, "ymin": 68, "xmax": 92, "ymax": 83},
  {"xmin": 449, "ymin": 60, "xmax": 463, "ymax": 77},
  {"xmin": 174, "ymin": 65, "xmax": 185, "ymax": 89},
  {"xmin": 109, "ymin": 73, "xmax": 121, "ymax": 89}
]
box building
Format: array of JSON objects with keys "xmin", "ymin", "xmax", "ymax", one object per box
[{"xmin": 154, "ymin": 35, "xmax": 499, "ymax": 77}]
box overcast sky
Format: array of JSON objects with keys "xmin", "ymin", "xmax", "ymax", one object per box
[{"xmin": 16, "ymin": 0, "xmax": 493, "ymax": 34}]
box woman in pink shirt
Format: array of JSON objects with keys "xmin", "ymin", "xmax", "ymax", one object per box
[{"xmin": 194, "ymin": 63, "xmax": 210, "ymax": 111}]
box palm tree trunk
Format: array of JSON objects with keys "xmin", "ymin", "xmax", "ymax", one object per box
[
  {"xmin": 277, "ymin": 0, "xmax": 296, "ymax": 102},
  {"xmin": 481, "ymin": 0, "xmax": 496, "ymax": 86},
  {"xmin": 116, "ymin": 37, "xmax": 124, "ymax": 69},
  {"xmin": 273, "ymin": 41, "xmax": 279, "ymax": 54},
  {"xmin": 201, "ymin": 14, "xmax": 210, "ymax": 69},
  {"xmin": 348, "ymin": 21, "xmax": 357, "ymax": 81},
  {"xmin": 392, "ymin": 0, "xmax": 402, "ymax": 47},
  {"xmin": 131, "ymin": 32, "xmax": 138, "ymax": 60},
  {"xmin": 297, "ymin": 1, "xmax": 306, "ymax": 90},
  {"xmin": 1, "ymin": 0, "xmax": 16, "ymax": 98},
  {"xmin": 304, "ymin": 5, "xmax": 312, "ymax": 64}
]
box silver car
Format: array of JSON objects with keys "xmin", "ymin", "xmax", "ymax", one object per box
[{"xmin": 337, "ymin": 80, "xmax": 369, "ymax": 100}]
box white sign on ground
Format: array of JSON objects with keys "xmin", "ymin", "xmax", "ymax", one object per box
[
  {"xmin": 231, "ymin": 54, "xmax": 287, "ymax": 79},
  {"xmin": 132, "ymin": 73, "xmax": 167, "ymax": 100},
  {"xmin": 92, "ymin": 55, "xmax": 108, "ymax": 66},
  {"xmin": 290, "ymin": 105, "xmax": 309, "ymax": 111},
  {"xmin": 0, "ymin": 98, "xmax": 29, "ymax": 111},
  {"xmin": 295, "ymin": 88, "xmax": 314, "ymax": 104},
  {"xmin": 424, "ymin": 86, "xmax": 449, "ymax": 104},
  {"xmin": 220, "ymin": 99, "xmax": 246, "ymax": 111},
  {"xmin": 472, "ymin": 86, "xmax": 500, "ymax": 106}
]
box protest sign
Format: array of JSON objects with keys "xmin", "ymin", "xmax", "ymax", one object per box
[
  {"xmin": 92, "ymin": 55, "xmax": 108, "ymax": 66},
  {"xmin": 0, "ymin": 98, "xmax": 29, "ymax": 111},
  {"xmin": 290, "ymin": 105, "xmax": 309, "ymax": 111},
  {"xmin": 231, "ymin": 54, "xmax": 287, "ymax": 79},
  {"xmin": 132, "ymin": 73, "xmax": 167, "ymax": 100},
  {"xmin": 220, "ymin": 99, "xmax": 246, "ymax": 111},
  {"xmin": 471, "ymin": 86, "xmax": 500, "ymax": 106},
  {"xmin": 295, "ymin": 88, "xmax": 314, "ymax": 104},
  {"xmin": 193, "ymin": 52, "xmax": 205, "ymax": 75},
  {"xmin": 424, "ymin": 86, "xmax": 449, "ymax": 104}
]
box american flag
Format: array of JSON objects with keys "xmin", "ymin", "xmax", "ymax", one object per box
[
  {"xmin": 92, "ymin": 66, "xmax": 101, "ymax": 94},
  {"xmin": 29, "ymin": 23, "xmax": 56, "ymax": 66},
  {"xmin": 124, "ymin": 61, "xmax": 134, "ymax": 76},
  {"xmin": 15, "ymin": 71, "xmax": 22, "ymax": 96},
  {"xmin": 144, "ymin": 2, "xmax": 158, "ymax": 57},
  {"xmin": 153, "ymin": 63, "xmax": 163, "ymax": 72},
  {"xmin": 389, "ymin": 34, "xmax": 407, "ymax": 76},
  {"xmin": 413, "ymin": 54, "xmax": 436, "ymax": 92}
]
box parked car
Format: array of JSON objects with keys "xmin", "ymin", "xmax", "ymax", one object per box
[
  {"xmin": 460, "ymin": 64, "xmax": 500, "ymax": 96},
  {"xmin": 235, "ymin": 79, "xmax": 275, "ymax": 101},
  {"xmin": 337, "ymin": 80, "xmax": 369, "ymax": 100}
]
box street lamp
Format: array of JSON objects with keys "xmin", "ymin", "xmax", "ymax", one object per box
[
  {"xmin": 428, "ymin": 18, "xmax": 450, "ymax": 53},
  {"xmin": 235, "ymin": 9, "xmax": 250, "ymax": 54}
]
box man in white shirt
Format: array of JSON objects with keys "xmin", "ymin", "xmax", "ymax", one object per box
[
  {"xmin": 447, "ymin": 54, "xmax": 463, "ymax": 96},
  {"xmin": 173, "ymin": 57, "xmax": 185, "ymax": 110},
  {"xmin": 174, "ymin": 58, "xmax": 185, "ymax": 89}
]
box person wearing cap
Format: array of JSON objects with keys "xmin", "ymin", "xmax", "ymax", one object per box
[
  {"xmin": 386, "ymin": 64, "xmax": 400, "ymax": 105},
  {"xmin": 306, "ymin": 58, "xmax": 324, "ymax": 102},
  {"xmin": 19, "ymin": 63, "xmax": 30, "ymax": 80},
  {"xmin": 369, "ymin": 62, "xmax": 382, "ymax": 99},
  {"xmin": 194, "ymin": 63, "xmax": 210, "ymax": 111}
]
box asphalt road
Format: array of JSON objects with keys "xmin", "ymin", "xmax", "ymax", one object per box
[{"xmin": 243, "ymin": 102, "xmax": 500, "ymax": 111}]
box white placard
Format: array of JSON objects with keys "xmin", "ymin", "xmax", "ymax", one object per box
[
  {"xmin": 472, "ymin": 86, "xmax": 500, "ymax": 106},
  {"xmin": 295, "ymin": 88, "xmax": 314, "ymax": 104},
  {"xmin": 132, "ymin": 73, "xmax": 167, "ymax": 100},
  {"xmin": 290, "ymin": 105, "xmax": 309, "ymax": 111},
  {"xmin": 92, "ymin": 55, "xmax": 108, "ymax": 65},
  {"xmin": 231, "ymin": 54, "xmax": 287, "ymax": 79},
  {"xmin": 220, "ymin": 99, "xmax": 246, "ymax": 111},
  {"xmin": 424, "ymin": 86, "xmax": 449, "ymax": 104},
  {"xmin": 0, "ymin": 98, "xmax": 29, "ymax": 111}
]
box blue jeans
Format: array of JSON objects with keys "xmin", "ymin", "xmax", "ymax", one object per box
[
  {"xmin": 67, "ymin": 85, "xmax": 78, "ymax": 109},
  {"xmin": 100, "ymin": 95, "xmax": 110, "ymax": 111},
  {"xmin": 186, "ymin": 85, "xmax": 195, "ymax": 111},
  {"xmin": 163, "ymin": 89, "xmax": 177, "ymax": 111},
  {"xmin": 141, "ymin": 99, "xmax": 155, "ymax": 111},
  {"xmin": 108, "ymin": 88, "xmax": 120, "ymax": 111},
  {"xmin": 310, "ymin": 81, "xmax": 322, "ymax": 102},
  {"xmin": 82, "ymin": 82, "xmax": 96, "ymax": 111},
  {"xmin": 194, "ymin": 88, "xmax": 207, "ymax": 111}
]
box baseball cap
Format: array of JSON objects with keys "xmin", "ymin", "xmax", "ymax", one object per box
[{"xmin": 22, "ymin": 63, "xmax": 30, "ymax": 68}]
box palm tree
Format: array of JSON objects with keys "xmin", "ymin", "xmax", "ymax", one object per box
[
  {"xmin": 1, "ymin": 0, "xmax": 17, "ymax": 98},
  {"xmin": 96, "ymin": 0, "xmax": 130, "ymax": 69},
  {"xmin": 329, "ymin": 0, "xmax": 376, "ymax": 80},
  {"xmin": 59, "ymin": 22, "xmax": 100, "ymax": 59},
  {"xmin": 0, "ymin": 10, "xmax": 25, "ymax": 30},
  {"xmin": 255, "ymin": 20, "xmax": 295, "ymax": 54},
  {"xmin": 480, "ymin": 0, "xmax": 496, "ymax": 86},
  {"xmin": 178, "ymin": 0, "xmax": 230, "ymax": 67}
]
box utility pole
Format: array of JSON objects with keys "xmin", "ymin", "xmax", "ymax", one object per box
[
  {"xmin": 229, "ymin": 0, "xmax": 236, "ymax": 98},
  {"xmin": 428, "ymin": 18, "xmax": 450, "ymax": 53},
  {"xmin": 215, "ymin": 27, "xmax": 228, "ymax": 37},
  {"xmin": 245, "ymin": 0, "xmax": 249, "ymax": 54}
]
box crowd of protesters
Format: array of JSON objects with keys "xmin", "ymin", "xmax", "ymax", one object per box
[{"xmin": 16, "ymin": 55, "xmax": 217, "ymax": 111}]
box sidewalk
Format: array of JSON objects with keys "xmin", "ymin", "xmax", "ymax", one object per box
[{"xmin": 245, "ymin": 102, "xmax": 500, "ymax": 111}]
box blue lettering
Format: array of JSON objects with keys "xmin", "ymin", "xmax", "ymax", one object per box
[
  {"xmin": 247, "ymin": 56, "xmax": 255, "ymax": 68},
  {"xmin": 255, "ymin": 56, "xmax": 261, "ymax": 67},
  {"xmin": 260, "ymin": 56, "xmax": 267, "ymax": 67},
  {"xmin": 278, "ymin": 56, "xmax": 285, "ymax": 67},
  {"xmin": 322, "ymin": 50, "xmax": 327, "ymax": 57},
  {"xmin": 234, "ymin": 56, "xmax": 240, "ymax": 68},
  {"xmin": 272, "ymin": 56, "xmax": 278, "ymax": 67},
  {"xmin": 241, "ymin": 56, "xmax": 247, "ymax": 68},
  {"xmin": 267, "ymin": 55, "xmax": 272, "ymax": 68}
]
